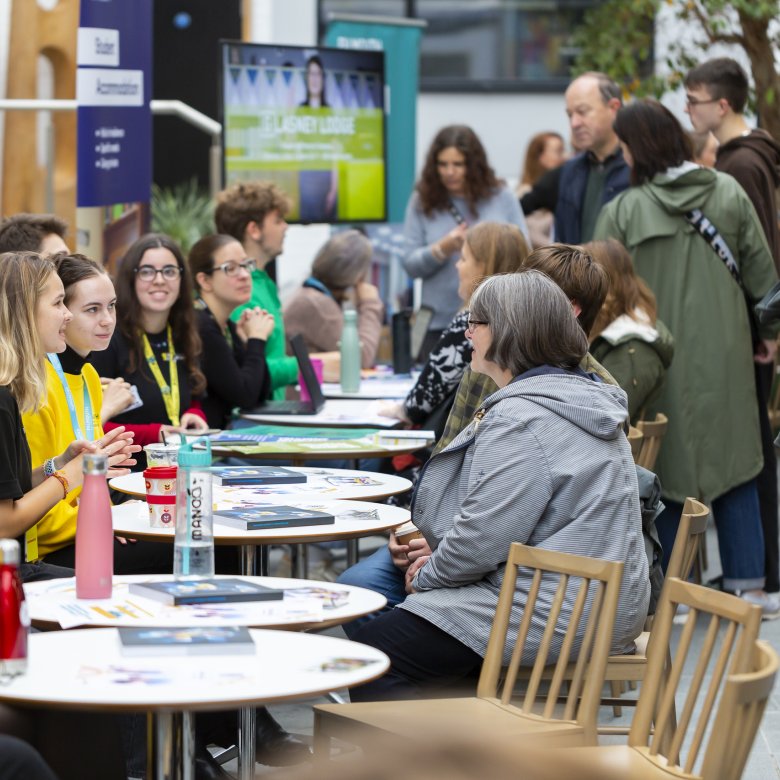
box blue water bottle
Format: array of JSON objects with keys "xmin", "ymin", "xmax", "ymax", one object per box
[{"xmin": 174, "ymin": 439, "xmax": 214, "ymax": 579}]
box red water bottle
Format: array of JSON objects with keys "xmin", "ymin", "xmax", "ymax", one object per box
[
  {"xmin": 75, "ymin": 453, "xmax": 113, "ymax": 599},
  {"xmin": 0, "ymin": 539, "xmax": 28, "ymax": 678}
]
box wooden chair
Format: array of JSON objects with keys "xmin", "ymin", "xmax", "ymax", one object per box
[
  {"xmin": 635, "ymin": 413, "xmax": 668, "ymax": 471},
  {"xmin": 628, "ymin": 426, "xmax": 644, "ymax": 461},
  {"xmin": 511, "ymin": 579, "xmax": 773, "ymax": 780},
  {"xmin": 313, "ymin": 544, "xmax": 625, "ymax": 755},
  {"xmin": 598, "ymin": 497, "xmax": 709, "ymax": 728}
]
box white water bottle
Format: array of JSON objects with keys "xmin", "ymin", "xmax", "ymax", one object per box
[
  {"xmin": 340, "ymin": 308, "xmax": 361, "ymax": 393},
  {"xmin": 174, "ymin": 439, "xmax": 214, "ymax": 579}
]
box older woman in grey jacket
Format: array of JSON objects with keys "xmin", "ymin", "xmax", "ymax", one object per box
[{"xmin": 351, "ymin": 271, "xmax": 649, "ymax": 701}]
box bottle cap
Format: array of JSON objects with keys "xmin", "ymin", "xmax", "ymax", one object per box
[
  {"xmin": 83, "ymin": 453, "xmax": 108, "ymax": 475},
  {"xmin": 177, "ymin": 438, "xmax": 212, "ymax": 468},
  {"xmin": 0, "ymin": 539, "xmax": 20, "ymax": 565}
]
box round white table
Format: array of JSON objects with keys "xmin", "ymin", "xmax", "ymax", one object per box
[
  {"xmin": 25, "ymin": 574, "xmax": 387, "ymax": 633},
  {"xmin": 110, "ymin": 466, "xmax": 412, "ymax": 503},
  {"xmin": 112, "ymin": 499, "xmax": 409, "ymax": 576},
  {"xmin": 0, "ymin": 628, "xmax": 388, "ymax": 780}
]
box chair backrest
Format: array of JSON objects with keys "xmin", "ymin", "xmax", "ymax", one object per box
[
  {"xmin": 704, "ymin": 640, "xmax": 779, "ymax": 780},
  {"xmin": 628, "ymin": 426, "xmax": 644, "ymax": 461},
  {"xmin": 478, "ymin": 543, "xmax": 624, "ymax": 745},
  {"xmin": 629, "ymin": 577, "xmax": 764, "ymax": 777},
  {"xmin": 665, "ymin": 497, "xmax": 709, "ymax": 582},
  {"xmin": 635, "ymin": 412, "xmax": 668, "ymax": 471}
]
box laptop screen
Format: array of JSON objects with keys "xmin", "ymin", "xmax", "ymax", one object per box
[{"xmin": 289, "ymin": 334, "xmax": 326, "ymax": 409}]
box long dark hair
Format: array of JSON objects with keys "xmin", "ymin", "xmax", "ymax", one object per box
[
  {"xmin": 50, "ymin": 252, "xmax": 106, "ymax": 305},
  {"xmin": 417, "ymin": 125, "xmax": 500, "ymax": 217},
  {"xmin": 614, "ymin": 99, "xmax": 692, "ymax": 186},
  {"xmin": 114, "ymin": 233, "xmax": 205, "ymax": 394},
  {"xmin": 584, "ymin": 239, "xmax": 658, "ymax": 338}
]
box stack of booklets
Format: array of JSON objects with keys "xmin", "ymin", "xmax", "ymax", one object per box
[
  {"xmin": 214, "ymin": 505, "xmax": 335, "ymax": 530},
  {"xmin": 118, "ymin": 626, "xmax": 256, "ymax": 656},
  {"xmin": 210, "ymin": 466, "xmax": 306, "ymax": 486},
  {"xmin": 128, "ymin": 578, "xmax": 284, "ymax": 605}
]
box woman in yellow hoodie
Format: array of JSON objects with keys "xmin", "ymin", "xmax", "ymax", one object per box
[{"xmin": 22, "ymin": 252, "xmax": 169, "ymax": 573}]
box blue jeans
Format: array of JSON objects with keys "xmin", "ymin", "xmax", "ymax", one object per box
[
  {"xmin": 337, "ymin": 545, "xmax": 406, "ymax": 638},
  {"xmin": 656, "ymin": 478, "xmax": 765, "ymax": 592}
]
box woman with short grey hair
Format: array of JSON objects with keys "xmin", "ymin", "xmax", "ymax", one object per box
[
  {"xmin": 350, "ymin": 268, "xmax": 649, "ymax": 700},
  {"xmin": 283, "ymin": 229, "xmax": 384, "ymax": 368}
]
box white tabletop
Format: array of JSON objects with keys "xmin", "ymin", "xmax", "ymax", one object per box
[
  {"xmin": 24, "ymin": 575, "xmax": 386, "ymax": 632},
  {"xmin": 110, "ymin": 466, "xmax": 412, "ymax": 502},
  {"xmin": 112, "ymin": 498, "xmax": 409, "ymax": 545},
  {"xmin": 321, "ymin": 374, "xmax": 416, "ymax": 400},
  {"xmin": 0, "ymin": 628, "xmax": 388, "ymax": 712},
  {"xmin": 241, "ymin": 399, "xmax": 400, "ymax": 428}
]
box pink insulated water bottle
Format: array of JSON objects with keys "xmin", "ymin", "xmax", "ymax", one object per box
[{"xmin": 75, "ymin": 453, "xmax": 113, "ymax": 599}]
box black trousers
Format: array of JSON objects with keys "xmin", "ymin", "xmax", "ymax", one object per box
[
  {"xmin": 0, "ymin": 735, "xmax": 57, "ymax": 780},
  {"xmin": 754, "ymin": 361, "xmax": 779, "ymax": 592},
  {"xmin": 350, "ymin": 609, "xmax": 482, "ymax": 702},
  {"xmin": 43, "ymin": 537, "xmax": 173, "ymax": 574},
  {"xmin": 44, "ymin": 539, "xmax": 242, "ymax": 577}
]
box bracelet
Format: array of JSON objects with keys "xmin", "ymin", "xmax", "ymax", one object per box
[
  {"xmin": 50, "ymin": 470, "xmax": 69, "ymax": 500},
  {"xmin": 430, "ymin": 243, "xmax": 446, "ymax": 262},
  {"xmin": 43, "ymin": 458, "xmax": 57, "ymax": 477}
]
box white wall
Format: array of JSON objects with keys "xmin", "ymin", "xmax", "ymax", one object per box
[{"xmin": 417, "ymin": 92, "xmax": 568, "ymax": 185}]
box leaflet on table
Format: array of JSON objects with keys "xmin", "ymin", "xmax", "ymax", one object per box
[
  {"xmin": 210, "ymin": 425, "xmax": 381, "ymax": 443},
  {"xmin": 38, "ymin": 586, "xmax": 325, "ymax": 629}
]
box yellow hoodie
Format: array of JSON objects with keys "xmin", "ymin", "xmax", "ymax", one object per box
[{"xmin": 22, "ymin": 353, "xmax": 104, "ymax": 560}]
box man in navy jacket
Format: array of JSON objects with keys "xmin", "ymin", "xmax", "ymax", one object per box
[{"xmin": 555, "ymin": 72, "xmax": 630, "ymax": 244}]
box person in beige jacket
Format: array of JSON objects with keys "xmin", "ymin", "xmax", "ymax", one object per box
[{"xmin": 283, "ymin": 230, "xmax": 384, "ymax": 372}]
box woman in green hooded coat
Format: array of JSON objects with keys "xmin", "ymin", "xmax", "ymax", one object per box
[{"xmin": 594, "ymin": 99, "xmax": 779, "ymax": 615}]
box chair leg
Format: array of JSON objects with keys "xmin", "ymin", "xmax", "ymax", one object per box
[
  {"xmin": 609, "ymin": 681, "xmax": 624, "ymax": 717},
  {"xmin": 312, "ymin": 710, "xmax": 331, "ymax": 761}
]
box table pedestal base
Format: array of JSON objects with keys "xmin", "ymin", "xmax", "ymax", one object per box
[{"xmin": 154, "ymin": 711, "xmax": 194, "ymax": 780}]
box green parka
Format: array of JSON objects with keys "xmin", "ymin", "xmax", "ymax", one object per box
[
  {"xmin": 590, "ymin": 316, "xmax": 674, "ymax": 424},
  {"xmin": 595, "ymin": 164, "xmax": 778, "ymax": 503}
]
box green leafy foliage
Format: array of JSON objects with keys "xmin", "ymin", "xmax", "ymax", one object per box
[
  {"xmin": 573, "ymin": 0, "xmax": 780, "ymax": 138},
  {"xmin": 150, "ymin": 179, "xmax": 214, "ymax": 255}
]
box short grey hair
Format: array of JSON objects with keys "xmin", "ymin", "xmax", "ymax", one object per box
[
  {"xmin": 574, "ymin": 71, "xmax": 623, "ymax": 105},
  {"xmin": 469, "ymin": 271, "xmax": 588, "ymax": 377},
  {"xmin": 311, "ymin": 230, "xmax": 373, "ymax": 291}
]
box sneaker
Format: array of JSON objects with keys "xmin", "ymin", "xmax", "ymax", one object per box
[
  {"xmin": 738, "ymin": 590, "xmax": 780, "ymax": 620},
  {"xmin": 672, "ymin": 603, "xmax": 690, "ymax": 625}
]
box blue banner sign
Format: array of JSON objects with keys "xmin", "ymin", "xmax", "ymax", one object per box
[{"xmin": 77, "ymin": 0, "xmax": 152, "ymax": 207}]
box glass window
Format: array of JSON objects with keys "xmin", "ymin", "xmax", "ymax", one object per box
[{"xmin": 319, "ymin": 0, "xmax": 612, "ymax": 92}]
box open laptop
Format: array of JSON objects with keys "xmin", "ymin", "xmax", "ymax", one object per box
[
  {"xmin": 411, "ymin": 305, "xmax": 434, "ymax": 364},
  {"xmin": 246, "ymin": 334, "xmax": 326, "ymax": 415}
]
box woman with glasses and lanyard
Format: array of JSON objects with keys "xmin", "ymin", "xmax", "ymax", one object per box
[
  {"xmin": 188, "ymin": 234, "xmax": 274, "ymax": 429},
  {"xmin": 91, "ymin": 234, "xmax": 209, "ymax": 462}
]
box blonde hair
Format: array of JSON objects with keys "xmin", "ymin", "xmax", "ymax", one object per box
[{"xmin": 0, "ymin": 252, "xmax": 55, "ymax": 412}]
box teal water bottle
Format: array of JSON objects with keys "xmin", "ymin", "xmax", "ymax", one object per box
[
  {"xmin": 340, "ymin": 308, "xmax": 361, "ymax": 393},
  {"xmin": 174, "ymin": 439, "xmax": 214, "ymax": 579}
]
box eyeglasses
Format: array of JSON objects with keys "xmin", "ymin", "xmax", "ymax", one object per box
[
  {"xmin": 466, "ymin": 319, "xmax": 488, "ymax": 330},
  {"xmin": 135, "ymin": 265, "xmax": 182, "ymax": 282},
  {"xmin": 685, "ymin": 95, "xmax": 720, "ymax": 107},
  {"xmin": 205, "ymin": 259, "xmax": 257, "ymax": 277}
]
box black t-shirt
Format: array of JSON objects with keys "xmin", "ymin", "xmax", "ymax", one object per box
[
  {"xmin": 90, "ymin": 328, "xmax": 195, "ymax": 427},
  {"xmin": 196, "ymin": 308, "xmax": 270, "ymax": 429},
  {"xmin": 0, "ymin": 386, "xmax": 32, "ymax": 501}
]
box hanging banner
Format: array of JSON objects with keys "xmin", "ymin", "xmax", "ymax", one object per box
[{"xmin": 76, "ymin": 0, "xmax": 151, "ymax": 269}]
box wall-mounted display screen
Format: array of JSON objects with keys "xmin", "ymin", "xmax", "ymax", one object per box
[{"xmin": 220, "ymin": 42, "xmax": 386, "ymax": 224}]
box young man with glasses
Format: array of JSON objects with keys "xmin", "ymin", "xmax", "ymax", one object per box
[
  {"xmin": 214, "ymin": 181, "xmax": 298, "ymax": 400},
  {"xmin": 685, "ymin": 57, "xmax": 780, "ymax": 598}
]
